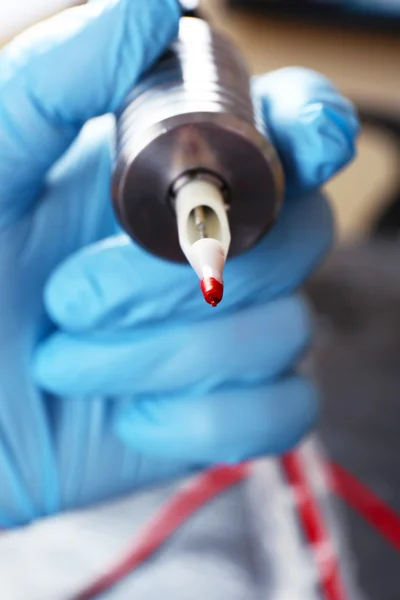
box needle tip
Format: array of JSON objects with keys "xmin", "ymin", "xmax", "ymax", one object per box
[{"xmin": 200, "ymin": 277, "xmax": 224, "ymax": 307}]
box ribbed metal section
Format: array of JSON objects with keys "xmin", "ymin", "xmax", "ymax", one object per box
[{"xmin": 117, "ymin": 18, "xmax": 256, "ymax": 151}]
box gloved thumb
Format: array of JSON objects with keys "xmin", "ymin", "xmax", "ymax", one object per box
[{"xmin": 0, "ymin": 0, "xmax": 180, "ymax": 228}]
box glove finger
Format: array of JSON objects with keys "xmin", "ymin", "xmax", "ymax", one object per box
[
  {"xmin": 0, "ymin": 0, "xmax": 179, "ymax": 228},
  {"xmin": 34, "ymin": 296, "xmax": 311, "ymax": 397},
  {"xmin": 253, "ymin": 67, "xmax": 360, "ymax": 191},
  {"xmin": 113, "ymin": 376, "xmax": 318, "ymax": 463},
  {"xmin": 44, "ymin": 189, "xmax": 332, "ymax": 332}
]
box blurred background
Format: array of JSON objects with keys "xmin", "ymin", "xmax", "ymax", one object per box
[{"xmin": 2, "ymin": 2, "xmax": 400, "ymax": 598}]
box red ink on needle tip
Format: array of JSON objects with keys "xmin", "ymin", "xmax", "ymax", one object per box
[{"xmin": 200, "ymin": 277, "xmax": 224, "ymax": 307}]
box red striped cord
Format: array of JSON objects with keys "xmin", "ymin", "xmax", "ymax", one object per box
[
  {"xmin": 281, "ymin": 452, "xmax": 348, "ymax": 600},
  {"xmin": 71, "ymin": 454, "xmax": 400, "ymax": 600},
  {"xmin": 328, "ymin": 461, "xmax": 400, "ymax": 553}
]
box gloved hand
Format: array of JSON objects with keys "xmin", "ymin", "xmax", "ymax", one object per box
[{"xmin": 0, "ymin": 0, "xmax": 359, "ymax": 527}]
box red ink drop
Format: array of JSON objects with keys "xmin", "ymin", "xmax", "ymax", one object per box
[{"xmin": 200, "ymin": 277, "xmax": 224, "ymax": 307}]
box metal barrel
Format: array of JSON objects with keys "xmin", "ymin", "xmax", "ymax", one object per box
[{"xmin": 113, "ymin": 16, "xmax": 284, "ymax": 263}]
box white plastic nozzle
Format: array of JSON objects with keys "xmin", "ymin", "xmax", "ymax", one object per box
[{"xmin": 175, "ymin": 179, "xmax": 231, "ymax": 287}]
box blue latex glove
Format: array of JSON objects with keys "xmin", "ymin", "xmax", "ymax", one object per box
[{"xmin": 0, "ymin": 0, "xmax": 359, "ymax": 527}]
